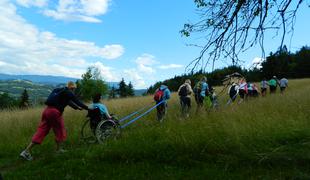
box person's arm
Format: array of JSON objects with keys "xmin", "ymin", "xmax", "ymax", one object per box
[
  {"xmin": 101, "ymin": 104, "xmax": 111, "ymax": 119},
  {"xmin": 68, "ymin": 100, "xmax": 80, "ymax": 110},
  {"xmin": 165, "ymin": 89, "xmax": 171, "ymax": 100},
  {"xmin": 177, "ymin": 85, "xmax": 182, "ymax": 94},
  {"xmin": 68, "ymin": 92, "xmax": 89, "ymax": 110},
  {"xmin": 187, "ymin": 84, "xmax": 193, "ymax": 95}
]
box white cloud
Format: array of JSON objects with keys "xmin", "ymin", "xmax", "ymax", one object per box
[
  {"xmin": 16, "ymin": 0, "xmax": 48, "ymax": 7},
  {"xmin": 135, "ymin": 53, "xmax": 158, "ymax": 74},
  {"xmin": 135, "ymin": 54, "xmax": 157, "ymax": 66},
  {"xmin": 98, "ymin": 45, "xmax": 124, "ymax": 59},
  {"xmin": 42, "ymin": 0, "xmax": 110, "ymax": 23},
  {"xmin": 0, "ymin": 0, "xmax": 124, "ymax": 78},
  {"xmin": 123, "ymin": 69, "xmax": 146, "ymax": 89},
  {"xmin": 249, "ymin": 57, "xmax": 264, "ymax": 69},
  {"xmin": 92, "ymin": 61, "xmax": 119, "ymax": 82},
  {"xmin": 158, "ymin": 64, "xmax": 183, "ymax": 69}
]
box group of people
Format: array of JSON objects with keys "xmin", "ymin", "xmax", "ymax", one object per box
[
  {"xmin": 261, "ymin": 76, "xmax": 288, "ymax": 96},
  {"xmin": 228, "ymin": 76, "xmax": 289, "ymax": 104},
  {"xmin": 153, "ymin": 76, "xmax": 215, "ymax": 120},
  {"xmin": 153, "ymin": 75, "xmax": 289, "ymax": 120},
  {"xmin": 20, "ymin": 75, "xmax": 289, "ymax": 161}
]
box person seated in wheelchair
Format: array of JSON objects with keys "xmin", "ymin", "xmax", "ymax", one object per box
[{"xmin": 88, "ymin": 93, "xmax": 112, "ymax": 129}]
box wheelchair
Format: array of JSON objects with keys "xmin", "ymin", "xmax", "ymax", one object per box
[{"xmin": 81, "ymin": 108, "xmax": 120, "ymax": 144}]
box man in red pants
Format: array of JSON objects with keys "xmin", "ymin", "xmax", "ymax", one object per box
[{"xmin": 20, "ymin": 81, "xmax": 89, "ymax": 161}]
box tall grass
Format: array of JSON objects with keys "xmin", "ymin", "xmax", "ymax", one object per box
[{"xmin": 1, "ymin": 79, "xmax": 310, "ymax": 179}]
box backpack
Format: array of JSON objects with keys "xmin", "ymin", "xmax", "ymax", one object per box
[
  {"xmin": 154, "ymin": 89, "xmax": 164, "ymax": 102},
  {"xmin": 193, "ymin": 82, "xmax": 202, "ymax": 95},
  {"xmin": 178, "ymin": 85, "xmax": 188, "ymax": 97},
  {"xmin": 45, "ymin": 87, "xmax": 66, "ymax": 106}
]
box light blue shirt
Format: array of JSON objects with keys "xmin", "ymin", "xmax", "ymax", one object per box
[
  {"xmin": 89, "ymin": 103, "xmax": 109, "ymax": 117},
  {"xmin": 200, "ymin": 82, "xmax": 209, "ymax": 97},
  {"xmin": 279, "ymin": 78, "xmax": 288, "ymax": 87},
  {"xmin": 261, "ymin": 80, "xmax": 268, "ymax": 89}
]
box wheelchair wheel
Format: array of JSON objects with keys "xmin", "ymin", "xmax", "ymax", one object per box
[
  {"xmin": 80, "ymin": 120, "xmax": 97, "ymax": 143},
  {"xmin": 95, "ymin": 120, "xmax": 120, "ymax": 144}
]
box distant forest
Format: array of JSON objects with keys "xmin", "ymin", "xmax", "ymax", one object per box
[{"xmin": 147, "ymin": 46, "xmax": 310, "ymax": 93}]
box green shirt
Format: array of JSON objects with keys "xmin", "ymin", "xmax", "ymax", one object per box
[{"xmin": 269, "ymin": 79, "xmax": 277, "ymax": 86}]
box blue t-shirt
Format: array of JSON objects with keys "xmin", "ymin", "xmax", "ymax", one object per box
[
  {"xmin": 89, "ymin": 103, "xmax": 109, "ymax": 117},
  {"xmin": 200, "ymin": 82, "xmax": 209, "ymax": 97}
]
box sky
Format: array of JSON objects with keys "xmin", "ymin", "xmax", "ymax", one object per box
[{"xmin": 0, "ymin": 0, "xmax": 309, "ymax": 89}]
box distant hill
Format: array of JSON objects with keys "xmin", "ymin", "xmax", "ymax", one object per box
[
  {"xmin": 0, "ymin": 73, "xmax": 78, "ymax": 85},
  {"xmin": 0, "ymin": 74, "xmax": 120, "ymax": 88},
  {"xmin": 0, "ymin": 79, "xmax": 54, "ymax": 103},
  {"xmin": 0, "ymin": 74, "xmax": 146, "ymax": 101},
  {"xmin": 134, "ymin": 89, "xmax": 147, "ymax": 96}
]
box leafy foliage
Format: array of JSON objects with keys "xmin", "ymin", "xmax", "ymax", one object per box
[
  {"xmin": 261, "ymin": 46, "xmax": 310, "ymax": 78},
  {"xmin": 19, "ymin": 89, "xmax": 30, "ymax": 109},
  {"xmin": 76, "ymin": 66, "xmax": 108, "ymax": 101},
  {"xmin": 117, "ymin": 79, "xmax": 135, "ymax": 98},
  {"xmin": 0, "ymin": 93, "xmax": 18, "ymax": 109},
  {"xmin": 127, "ymin": 82, "xmax": 135, "ymax": 97},
  {"xmin": 109, "ymin": 86, "xmax": 117, "ymax": 99}
]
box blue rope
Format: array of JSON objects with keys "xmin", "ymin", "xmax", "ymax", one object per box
[
  {"xmin": 118, "ymin": 103, "xmax": 154, "ymax": 123},
  {"xmin": 120, "ymin": 101, "xmax": 164, "ymax": 129}
]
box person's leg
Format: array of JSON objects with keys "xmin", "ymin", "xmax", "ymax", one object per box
[
  {"xmin": 156, "ymin": 103, "xmax": 163, "ymax": 121},
  {"xmin": 20, "ymin": 108, "xmax": 51, "ymax": 160},
  {"xmin": 187, "ymin": 97, "xmax": 191, "ymax": 112},
  {"xmin": 185, "ymin": 97, "xmax": 191, "ymax": 117},
  {"xmin": 24, "ymin": 142, "xmax": 36, "ymax": 152},
  {"xmin": 51, "ymin": 110, "xmax": 66, "ymax": 151},
  {"xmin": 280, "ymin": 87, "xmax": 285, "ymax": 93},
  {"xmin": 270, "ymin": 86, "xmax": 275, "ymax": 93},
  {"xmin": 261, "ymin": 88, "xmax": 266, "ymax": 96},
  {"xmin": 180, "ymin": 97, "xmax": 185, "ymax": 117}
]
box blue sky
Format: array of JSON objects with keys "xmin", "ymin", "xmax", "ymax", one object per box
[{"xmin": 0, "ymin": 0, "xmax": 309, "ymax": 89}]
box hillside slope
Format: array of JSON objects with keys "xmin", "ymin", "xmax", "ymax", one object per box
[{"xmin": 1, "ymin": 79, "xmax": 310, "ymax": 179}]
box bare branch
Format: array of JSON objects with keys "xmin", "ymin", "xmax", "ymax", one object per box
[{"xmin": 181, "ymin": 0, "xmax": 308, "ymax": 71}]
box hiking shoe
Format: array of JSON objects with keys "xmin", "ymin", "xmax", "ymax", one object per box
[
  {"xmin": 20, "ymin": 150, "xmax": 33, "ymax": 161},
  {"xmin": 56, "ymin": 148, "xmax": 67, "ymax": 154}
]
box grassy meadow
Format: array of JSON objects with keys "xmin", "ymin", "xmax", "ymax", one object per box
[{"xmin": 1, "ymin": 79, "xmax": 310, "ymax": 179}]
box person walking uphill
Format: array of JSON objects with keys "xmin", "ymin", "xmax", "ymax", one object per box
[
  {"xmin": 200, "ymin": 77, "xmax": 211, "ymax": 109},
  {"xmin": 269, "ymin": 76, "xmax": 278, "ymax": 94},
  {"xmin": 260, "ymin": 78, "xmax": 268, "ymax": 97},
  {"xmin": 193, "ymin": 76, "xmax": 210, "ymax": 110},
  {"xmin": 279, "ymin": 77, "xmax": 288, "ymax": 93},
  {"xmin": 154, "ymin": 84, "xmax": 171, "ymax": 122},
  {"xmin": 178, "ymin": 79, "xmax": 193, "ymax": 118},
  {"xmin": 20, "ymin": 81, "xmax": 89, "ymax": 161}
]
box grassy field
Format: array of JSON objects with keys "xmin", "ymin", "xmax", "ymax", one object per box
[{"xmin": 1, "ymin": 79, "xmax": 310, "ymax": 179}]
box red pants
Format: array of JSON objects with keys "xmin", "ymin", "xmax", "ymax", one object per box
[{"xmin": 32, "ymin": 107, "xmax": 66, "ymax": 144}]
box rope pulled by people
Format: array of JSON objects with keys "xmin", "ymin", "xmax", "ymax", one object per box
[{"xmin": 121, "ymin": 100, "xmax": 165, "ymax": 129}]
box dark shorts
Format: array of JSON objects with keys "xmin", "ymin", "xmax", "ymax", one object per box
[
  {"xmin": 195, "ymin": 93, "xmax": 204, "ymax": 106},
  {"xmin": 239, "ymin": 89, "xmax": 246, "ymax": 99},
  {"xmin": 229, "ymin": 89, "xmax": 238, "ymax": 101},
  {"xmin": 270, "ymin": 86, "xmax": 276, "ymax": 93},
  {"xmin": 280, "ymin": 87, "xmax": 286, "ymax": 92},
  {"xmin": 261, "ymin": 88, "xmax": 267, "ymax": 93},
  {"xmin": 180, "ymin": 96, "xmax": 191, "ymax": 108}
]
